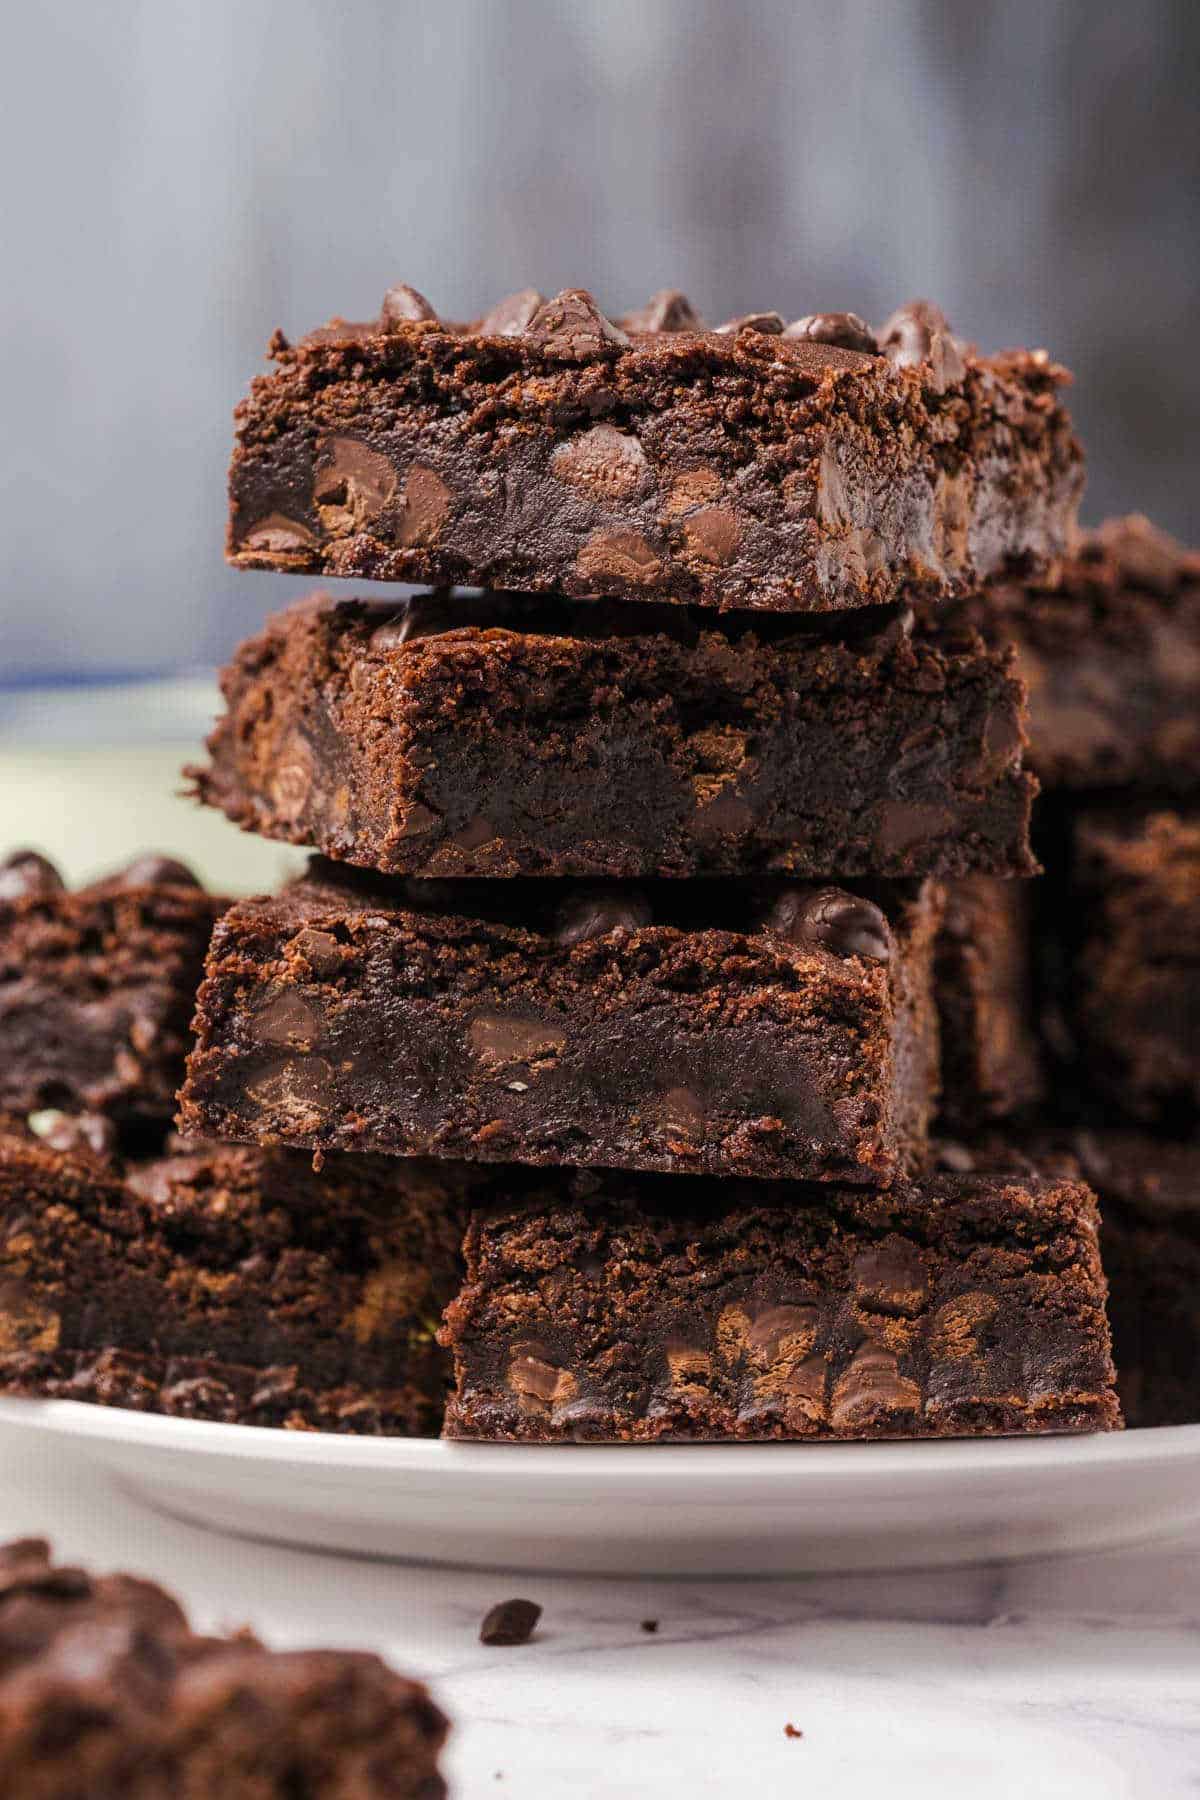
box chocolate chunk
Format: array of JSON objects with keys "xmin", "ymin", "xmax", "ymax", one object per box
[
  {"xmin": 478, "ymin": 288, "xmax": 544, "ymax": 336},
  {"xmin": 379, "ymin": 283, "xmax": 438, "ymax": 327},
  {"xmin": 878, "ymin": 300, "xmax": 966, "ymax": 390},
  {"xmin": 114, "ymin": 855, "xmax": 201, "ymax": 890},
  {"xmin": 369, "ymin": 592, "xmax": 464, "ymax": 650},
  {"xmin": 784, "ymin": 312, "xmax": 878, "ymax": 354},
  {"xmin": 766, "ymin": 887, "xmax": 891, "ymax": 962},
  {"xmin": 0, "ymin": 850, "xmax": 64, "ymax": 903},
  {"xmin": 622, "ymin": 290, "xmax": 703, "ymax": 333},
  {"xmin": 555, "ymin": 888, "xmax": 652, "ymax": 947},
  {"xmin": 714, "ymin": 311, "xmax": 784, "ymax": 336},
  {"xmin": 26, "ymin": 1110, "xmax": 118, "ymax": 1159},
  {"xmin": 479, "ymin": 1598, "xmax": 542, "ymax": 1647},
  {"xmin": 526, "ymin": 289, "xmax": 629, "ymax": 361},
  {"xmin": 936, "ymin": 1141, "xmax": 976, "ymax": 1174},
  {"xmin": 640, "ymin": 1619, "xmax": 659, "ymax": 1634}
]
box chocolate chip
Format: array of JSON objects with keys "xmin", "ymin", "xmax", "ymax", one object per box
[
  {"xmin": 936, "ymin": 1141, "xmax": 976, "ymax": 1174},
  {"xmin": 478, "ymin": 288, "xmax": 545, "ymax": 336},
  {"xmin": 0, "ymin": 850, "xmax": 64, "ymax": 902},
  {"xmin": 857, "ymin": 605, "xmax": 915, "ymax": 658},
  {"xmin": 114, "ymin": 855, "xmax": 201, "ymax": 890},
  {"xmin": 379, "ymin": 283, "xmax": 438, "ymax": 327},
  {"xmin": 622, "ymin": 290, "xmax": 703, "ymax": 333},
  {"xmin": 26, "ymin": 1110, "xmax": 118, "ymax": 1159},
  {"xmin": 714, "ymin": 311, "xmax": 784, "ymax": 335},
  {"xmin": 878, "ymin": 299, "xmax": 966, "ymax": 391},
  {"xmin": 765, "ymin": 887, "xmax": 891, "ymax": 962},
  {"xmin": 784, "ymin": 312, "xmax": 878, "ymax": 354},
  {"xmin": 369, "ymin": 592, "xmax": 463, "ymax": 650},
  {"xmin": 640, "ymin": 1619, "xmax": 659, "ymax": 1634},
  {"xmin": 526, "ymin": 289, "xmax": 629, "ymax": 361},
  {"xmin": 555, "ymin": 888, "xmax": 652, "ymax": 947},
  {"xmin": 480, "ymin": 1598, "xmax": 542, "ymax": 1647}
]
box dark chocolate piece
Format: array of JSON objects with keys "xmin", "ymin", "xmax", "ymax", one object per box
[
  {"xmin": 178, "ymin": 863, "xmax": 943, "ymax": 1186},
  {"xmin": 227, "ymin": 289, "xmax": 1082, "ymax": 613},
  {"xmin": 190, "ymin": 591, "xmax": 1037, "ymax": 880},
  {"xmin": 479, "ymin": 1599, "xmax": 541, "ymax": 1646},
  {"xmin": 440, "ymin": 1164, "xmax": 1119, "ymax": 1441}
]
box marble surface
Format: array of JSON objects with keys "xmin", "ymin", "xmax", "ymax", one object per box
[{"xmin": 3, "ymin": 1436, "xmax": 1199, "ymax": 1797}]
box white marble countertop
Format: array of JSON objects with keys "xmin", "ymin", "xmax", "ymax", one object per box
[{"xmin": 3, "ymin": 1436, "xmax": 1198, "ymax": 1797}]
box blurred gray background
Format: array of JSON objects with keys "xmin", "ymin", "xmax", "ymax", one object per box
[{"xmin": 3, "ymin": 0, "xmax": 1197, "ymax": 679}]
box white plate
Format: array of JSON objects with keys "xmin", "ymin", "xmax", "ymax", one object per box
[{"xmin": 1, "ymin": 1398, "xmax": 1198, "ymax": 1575}]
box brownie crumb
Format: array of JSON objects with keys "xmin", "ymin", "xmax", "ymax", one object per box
[
  {"xmin": 479, "ymin": 1598, "xmax": 542, "ymax": 1646},
  {"xmin": 784, "ymin": 1723, "xmax": 804, "ymax": 1740},
  {"xmin": 640, "ymin": 1619, "xmax": 659, "ymax": 1634}
]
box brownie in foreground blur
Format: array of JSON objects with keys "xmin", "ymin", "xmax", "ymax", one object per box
[
  {"xmin": 0, "ymin": 1538, "xmax": 449, "ymax": 1797},
  {"xmin": 227, "ymin": 286, "xmax": 1083, "ymax": 614},
  {"xmin": 0, "ymin": 1118, "xmax": 465, "ymax": 1434},
  {"xmin": 440, "ymin": 1165, "xmax": 1119, "ymax": 1441},
  {"xmin": 0, "ymin": 851, "xmax": 225, "ymax": 1134}
]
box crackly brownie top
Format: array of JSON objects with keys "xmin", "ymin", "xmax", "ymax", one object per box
[
  {"xmin": 262, "ymin": 283, "xmax": 1065, "ymax": 396},
  {"xmin": 245, "ymin": 858, "xmax": 929, "ymax": 961}
]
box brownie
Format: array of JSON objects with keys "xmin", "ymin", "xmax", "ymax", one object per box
[
  {"xmin": 191, "ymin": 589, "xmax": 1037, "ymax": 881},
  {"xmin": 935, "ymin": 878, "xmax": 1042, "ymax": 1134},
  {"xmin": 0, "ymin": 1116, "xmax": 466, "ymax": 1434},
  {"xmin": 1050, "ymin": 811, "xmax": 1200, "ymax": 1124},
  {"xmin": 178, "ymin": 863, "xmax": 943, "ymax": 1185},
  {"xmin": 959, "ymin": 514, "xmax": 1200, "ymax": 795},
  {"xmin": 0, "ymin": 1539, "xmax": 449, "ymax": 1797},
  {"xmin": 439, "ymin": 1162, "xmax": 1119, "ymax": 1441},
  {"xmin": 1071, "ymin": 1133, "xmax": 1200, "ymax": 1429},
  {"xmin": 227, "ymin": 286, "xmax": 1082, "ymax": 614},
  {"xmin": 0, "ymin": 851, "xmax": 225, "ymax": 1131},
  {"xmin": 954, "ymin": 1129, "xmax": 1200, "ymax": 1430}
]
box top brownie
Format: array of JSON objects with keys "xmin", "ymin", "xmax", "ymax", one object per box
[
  {"xmin": 961, "ymin": 515, "xmax": 1200, "ymax": 793},
  {"xmin": 227, "ymin": 285, "xmax": 1083, "ymax": 613}
]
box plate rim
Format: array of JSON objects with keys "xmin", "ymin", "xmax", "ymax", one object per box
[{"xmin": 1, "ymin": 1395, "xmax": 1197, "ymax": 1480}]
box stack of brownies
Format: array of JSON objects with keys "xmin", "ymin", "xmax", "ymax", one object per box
[{"xmin": 0, "ymin": 286, "xmax": 1140, "ymax": 1439}]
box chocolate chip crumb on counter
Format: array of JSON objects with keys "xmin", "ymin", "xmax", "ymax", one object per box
[
  {"xmin": 227, "ymin": 285, "xmax": 1082, "ymax": 613},
  {"xmin": 177, "ymin": 863, "xmax": 943, "ymax": 1185},
  {"xmin": 0, "ymin": 1539, "xmax": 450, "ymax": 1797},
  {"xmin": 479, "ymin": 1599, "xmax": 542, "ymax": 1646},
  {"xmin": 190, "ymin": 589, "xmax": 1037, "ymax": 880},
  {"xmin": 439, "ymin": 1163, "xmax": 1119, "ymax": 1441}
]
